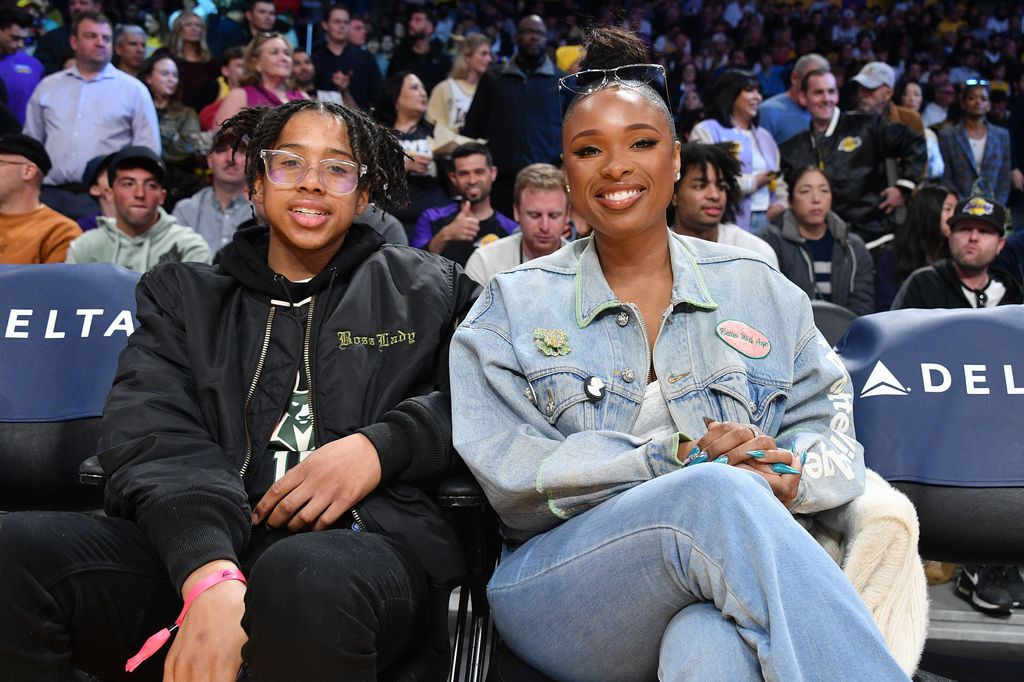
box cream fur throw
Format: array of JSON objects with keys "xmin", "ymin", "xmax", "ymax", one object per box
[{"xmin": 810, "ymin": 469, "xmax": 929, "ymax": 676}]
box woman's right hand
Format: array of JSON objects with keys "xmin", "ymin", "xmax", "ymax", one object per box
[{"xmin": 678, "ymin": 419, "xmax": 802, "ymax": 507}]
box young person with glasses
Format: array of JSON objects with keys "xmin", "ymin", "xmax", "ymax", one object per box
[
  {"xmin": 450, "ymin": 26, "xmax": 911, "ymax": 681},
  {"xmin": 0, "ymin": 99, "xmax": 478, "ymax": 680},
  {"xmin": 937, "ymin": 80, "xmax": 1013, "ymax": 205}
]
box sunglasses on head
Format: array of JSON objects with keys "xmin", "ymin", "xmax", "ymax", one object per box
[
  {"xmin": 558, "ymin": 64, "xmax": 671, "ymax": 118},
  {"xmin": 965, "ymin": 79, "xmax": 990, "ymax": 87}
]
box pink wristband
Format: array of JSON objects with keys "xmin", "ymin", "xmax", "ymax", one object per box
[{"xmin": 125, "ymin": 567, "xmax": 247, "ymax": 673}]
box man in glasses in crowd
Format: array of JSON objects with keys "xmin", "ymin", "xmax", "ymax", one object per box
[{"xmin": 462, "ymin": 14, "xmax": 564, "ymax": 216}]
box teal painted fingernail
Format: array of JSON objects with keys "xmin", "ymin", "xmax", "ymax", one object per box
[
  {"xmin": 772, "ymin": 463, "xmax": 801, "ymax": 475},
  {"xmin": 800, "ymin": 449, "xmax": 807, "ymax": 465},
  {"xmin": 684, "ymin": 455, "xmax": 708, "ymax": 467},
  {"xmin": 745, "ymin": 450, "xmax": 764, "ymax": 458},
  {"xmin": 689, "ymin": 446, "xmax": 701, "ymax": 457},
  {"xmin": 714, "ymin": 455, "xmax": 730, "ymax": 464}
]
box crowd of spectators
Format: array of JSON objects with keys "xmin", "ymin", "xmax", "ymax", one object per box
[{"xmin": 2, "ymin": 0, "xmax": 1024, "ymax": 318}]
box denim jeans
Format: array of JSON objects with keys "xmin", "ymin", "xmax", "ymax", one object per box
[
  {"xmin": 487, "ymin": 466, "xmax": 908, "ymax": 681},
  {"xmin": 0, "ymin": 511, "xmax": 439, "ymax": 681}
]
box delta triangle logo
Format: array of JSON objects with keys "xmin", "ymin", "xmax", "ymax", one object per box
[{"xmin": 860, "ymin": 361, "xmax": 910, "ymax": 398}]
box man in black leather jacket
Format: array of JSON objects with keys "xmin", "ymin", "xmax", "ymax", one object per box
[
  {"xmin": 0, "ymin": 101, "xmax": 478, "ymax": 681},
  {"xmin": 781, "ymin": 69, "xmax": 926, "ymax": 242}
]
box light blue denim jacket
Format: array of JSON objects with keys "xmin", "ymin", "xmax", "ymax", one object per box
[{"xmin": 450, "ymin": 231, "xmax": 864, "ymax": 545}]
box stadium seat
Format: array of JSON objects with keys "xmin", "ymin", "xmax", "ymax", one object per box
[
  {"xmin": 836, "ymin": 306, "xmax": 1024, "ymax": 652},
  {"xmin": 0, "ymin": 263, "xmax": 140, "ymax": 511},
  {"xmin": 811, "ymin": 299, "xmax": 859, "ymax": 347}
]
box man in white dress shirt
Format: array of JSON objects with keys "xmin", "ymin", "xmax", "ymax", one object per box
[
  {"xmin": 24, "ymin": 11, "xmax": 160, "ymax": 221},
  {"xmin": 671, "ymin": 142, "xmax": 779, "ymax": 268}
]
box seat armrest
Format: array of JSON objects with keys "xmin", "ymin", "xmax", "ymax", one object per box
[
  {"xmin": 79, "ymin": 455, "xmax": 107, "ymax": 486},
  {"xmin": 438, "ymin": 473, "xmax": 486, "ymax": 508}
]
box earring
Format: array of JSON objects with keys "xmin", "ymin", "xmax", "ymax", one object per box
[
  {"xmin": 565, "ymin": 184, "xmax": 571, "ymax": 194},
  {"xmin": 675, "ymin": 171, "xmax": 681, "ymax": 181}
]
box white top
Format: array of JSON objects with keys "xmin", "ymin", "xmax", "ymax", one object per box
[
  {"xmin": 445, "ymin": 78, "xmax": 474, "ymax": 131},
  {"xmin": 464, "ymin": 232, "xmax": 569, "ymax": 285},
  {"xmin": 739, "ymin": 128, "xmax": 771, "ymax": 211},
  {"xmin": 628, "ymin": 380, "xmax": 677, "ymax": 442},
  {"xmin": 962, "ymin": 280, "xmax": 1006, "ymax": 308},
  {"xmin": 717, "ymin": 222, "xmax": 779, "ymax": 269},
  {"xmin": 969, "ymin": 134, "xmax": 987, "ymax": 168},
  {"xmin": 921, "ymin": 102, "xmax": 948, "ymax": 128}
]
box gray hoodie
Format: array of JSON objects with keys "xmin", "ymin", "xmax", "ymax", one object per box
[{"xmin": 65, "ymin": 207, "xmax": 211, "ymax": 273}]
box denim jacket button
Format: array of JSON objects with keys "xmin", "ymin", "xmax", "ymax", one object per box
[
  {"xmin": 616, "ymin": 311, "xmax": 629, "ymax": 327},
  {"xmin": 621, "ymin": 368, "xmax": 636, "ymax": 383}
]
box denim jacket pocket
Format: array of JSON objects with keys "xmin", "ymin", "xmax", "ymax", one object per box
[
  {"xmin": 527, "ymin": 367, "xmax": 593, "ymax": 433},
  {"xmin": 706, "ymin": 371, "xmax": 788, "ymax": 435}
]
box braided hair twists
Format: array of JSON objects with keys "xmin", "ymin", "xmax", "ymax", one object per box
[{"xmin": 218, "ymin": 100, "xmax": 410, "ymax": 210}]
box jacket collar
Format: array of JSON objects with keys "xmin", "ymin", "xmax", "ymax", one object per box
[
  {"xmin": 780, "ymin": 209, "xmax": 849, "ymax": 245},
  {"xmin": 574, "ymin": 231, "xmax": 718, "ymax": 328},
  {"xmin": 219, "ymin": 222, "xmax": 385, "ymax": 299},
  {"xmin": 97, "ymin": 206, "xmax": 176, "ymax": 242},
  {"xmin": 822, "ymin": 107, "xmax": 841, "ymax": 137},
  {"xmin": 952, "ymin": 120, "xmax": 989, "ymax": 173},
  {"xmin": 500, "ymin": 55, "xmax": 556, "ymax": 79}
]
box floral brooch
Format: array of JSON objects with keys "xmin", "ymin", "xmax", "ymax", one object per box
[{"xmin": 534, "ymin": 328, "xmax": 571, "ymax": 357}]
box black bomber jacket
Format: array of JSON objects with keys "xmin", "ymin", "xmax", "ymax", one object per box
[{"xmin": 98, "ymin": 224, "xmax": 479, "ymax": 589}]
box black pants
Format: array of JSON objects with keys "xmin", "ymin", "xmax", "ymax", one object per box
[{"xmin": 0, "ymin": 511, "xmax": 439, "ymax": 681}]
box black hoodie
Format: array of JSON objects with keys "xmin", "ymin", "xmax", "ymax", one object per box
[{"xmin": 99, "ymin": 223, "xmax": 478, "ymax": 589}]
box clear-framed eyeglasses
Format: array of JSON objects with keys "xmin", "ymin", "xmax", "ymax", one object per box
[
  {"xmin": 260, "ymin": 149, "xmax": 367, "ymax": 195},
  {"xmin": 558, "ymin": 63, "xmax": 670, "ymax": 116}
]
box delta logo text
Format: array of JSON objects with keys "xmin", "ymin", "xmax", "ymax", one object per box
[
  {"xmin": 859, "ymin": 360, "xmax": 1024, "ymax": 398},
  {"xmin": 2, "ymin": 308, "xmax": 135, "ymax": 339}
]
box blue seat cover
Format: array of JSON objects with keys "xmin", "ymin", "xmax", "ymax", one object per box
[
  {"xmin": 836, "ymin": 306, "xmax": 1024, "ymax": 487},
  {"xmin": 0, "ymin": 264, "xmax": 140, "ymax": 422}
]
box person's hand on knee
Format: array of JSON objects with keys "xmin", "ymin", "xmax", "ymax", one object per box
[{"xmin": 252, "ymin": 433, "xmax": 383, "ymax": 532}]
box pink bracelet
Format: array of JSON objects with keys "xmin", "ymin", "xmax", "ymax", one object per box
[{"xmin": 125, "ymin": 567, "xmax": 247, "ymax": 673}]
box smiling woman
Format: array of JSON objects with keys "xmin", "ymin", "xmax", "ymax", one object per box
[{"xmin": 450, "ymin": 25, "xmax": 917, "ymax": 680}]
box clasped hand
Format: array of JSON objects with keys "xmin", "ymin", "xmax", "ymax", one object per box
[
  {"xmin": 252, "ymin": 433, "xmax": 382, "ymax": 532},
  {"xmin": 679, "ymin": 418, "xmax": 803, "ymax": 507}
]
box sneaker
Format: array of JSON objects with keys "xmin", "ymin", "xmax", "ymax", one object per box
[
  {"xmin": 956, "ymin": 564, "xmax": 1013, "ymax": 615},
  {"xmin": 1003, "ymin": 565, "xmax": 1024, "ymax": 609}
]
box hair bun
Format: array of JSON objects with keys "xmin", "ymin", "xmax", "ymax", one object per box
[{"xmin": 578, "ymin": 26, "xmax": 652, "ymax": 71}]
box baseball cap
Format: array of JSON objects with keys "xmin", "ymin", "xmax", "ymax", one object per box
[
  {"xmin": 852, "ymin": 62, "xmax": 895, "ymax": 90},
  {"xmin": 106, "ymin": 145, "xmax": 166, "ymax": 186},
  {"xmin": 0, "ymin": 133, "xmax": 51, "ymax": 175},
  {"xmin": 82, "ymin": 153, "xmax": 113, "ymax": 187},
  {"xmin": 948, "ymin": 196, "xmax": 1009, "ymax": 235}
]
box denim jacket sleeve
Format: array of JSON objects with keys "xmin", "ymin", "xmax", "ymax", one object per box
[
  {"xmin": 450, "ymin": 283, "xmax": 684, "ymax": 539},
  {"xmin": 774, "ymin": 320, "xmax": 865, "ymax": 515}
]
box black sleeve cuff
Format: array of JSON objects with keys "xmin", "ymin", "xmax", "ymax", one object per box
[{"xmin": 140, "ymin": 492, "xmax": 251, "ymax": 591}]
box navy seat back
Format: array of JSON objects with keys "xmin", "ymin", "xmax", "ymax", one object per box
[
  {"xmin": 836, "ymin": 306, "xmax": 1024, "ymax": 562},
  {"xmin": 0, "ymin": 264, "xmax": 140, "ymax": 510}
]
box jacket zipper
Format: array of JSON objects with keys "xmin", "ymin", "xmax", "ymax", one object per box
[
  {"xmin": 240, "ymin": 306, "xmax": 277, "ymax": 477},
  {"xmin": 299, "ymin": 295, "xmax": 367, "ymax": 531},
  {"xmin": 627, "ymin": 303, "xmax": 653, "ymax": 384}
]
